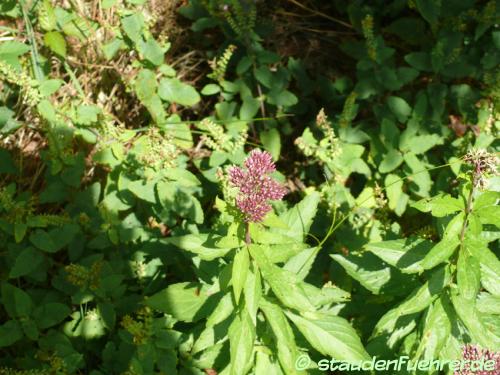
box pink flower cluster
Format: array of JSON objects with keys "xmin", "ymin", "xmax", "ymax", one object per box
[
  {"xmin": 455, "ymin": 344, "xmax": 500, "ymax": 375},
  {"xmin": 228, "ymin": 150, "xmax": 287, "ymax": 222}
]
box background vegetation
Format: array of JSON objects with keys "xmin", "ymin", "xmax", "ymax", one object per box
[{"xmin": 0, "ymin": 0, "xmax": 498, "ymax": 374}]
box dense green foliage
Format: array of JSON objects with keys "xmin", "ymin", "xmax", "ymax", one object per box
[{"xmin": 0, "ymin": 0, "xmax": 499, "ymax": 374}]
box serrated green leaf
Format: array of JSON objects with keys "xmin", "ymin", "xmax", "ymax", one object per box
[
  {"xmin": 164, "ymin": 233, "xmax": 231, "ymax": 260},
  {"xmin": 276, "ymin": 192, "xmax": 320, "ymax": 242},
  {"xmin": 365, "ymin": 238, "xmax": 431, "ymax": 274},
  {"xmin": 421, "ymin": 237, "xmax": 460, "ymax": 270},
  {"xmin": 249, "ymin": 245, "xmax": 315, "ymax": 312},
  {"xmin": 451, "ymin": 290, "xmax": 500, "ymax": 349},
  {"xmin": 145, "ymin": 282, "xmax": 218, "ymax": 323},
  {"xmin": 457, "ymin": 247, "xmax": 481, "ymax": 301},
  {"xmin": 286, "ymin": 311, "xmax": 370, "ymax": 362},
  {"xmin": 232, "ymin": 247, "xmax": 249, "ymax": 304},
  {"xmin": 260, "ymin": 298, "xmax": 300, "ymax": 375},
  {"xmin": 44, "ymin": 31, "xmax": 66, "ymax": 57},
  {"xmin": 411, "ymin": 194, "xmax": 464, "ymax": 217},
  {"xmin": 413, "ymin": 296, "xmax": 451, "ymax": 360},
  {"xmin": 229, "ymin": 309, "xmax": 255, "ymax": 375}
]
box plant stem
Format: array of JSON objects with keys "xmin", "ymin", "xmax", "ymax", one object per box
[
  {"xmin": 245, "ymin": 222, "xmax": 251, "ymax": 245},
  {"xmin": 459, "ymin": 166, "xmax": 479, "ymax": 243}
]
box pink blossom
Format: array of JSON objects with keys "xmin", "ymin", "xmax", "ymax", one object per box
[
  {"xmin": 454, "ymin": 344, "xmax": 500, "ymax": 375},
  {"xmin": 228, "ymin": 150, "xmax": 287, "ymax": 222}
]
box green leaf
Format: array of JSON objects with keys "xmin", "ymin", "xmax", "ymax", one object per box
[
  {"xmin": 477, "ymin": 293, "xmax": 500, "ymax": 315},
  {"xmin": 206, "ymin": 293, "xmax": 234, "ymax": 328},
  {"xmin": 145, "ymin": 282, "xmax": 217, "ymax": 323},
  {"xmin": 370, "ymin": 266, "xmax": 451, "ymax": 350},
  {"xmin": 201, "ymin": 84, "xmax": 220, "ymax": 95},
  {"xmin": 9, "ymin": 247, "xmax": 44, "ymax": 278},
  {"xmin": 368, "ymin": 308, "xmax": 418, "ymax": 353},
  {"xmin": 457, "ymin": 248, "xmax": 480, "ymax": 301},
  {"xmin": 164, "ymin": 167, "xmax": 201, "ymax": 187},
  {"xmin": 276, "ymin": 192, "xmax": 320, "ymax": 242},
  {"xmin": 13, "ymin": 222, "xmax": 27, "ymax": 244},
  {"xmin": 420, "ymin": 237, "xmax": 460, "ymax": 270},
  {"xmin": 403, "ymin": 152, "xmax": 432, "ymax": 196},
  {"xmin": 229, "ymin": 309, "xmax": 255, "ymax": 375},
  {"xmin": 127, "ymin": 179, "xmax": 157, "ymax": 203},
  {"xmin": 260, "ymin": 298, "xmax": 300, "ymax": 375},
  {"xmin": 240, "ymin": 97, "xmax": 260, "ymax": 120},
  {"xmin": 244, "ymin": 266, "xmax": 261, "ymax": 324},
  {"xmin": 137, "ymin": 37, "xmax": 165, "ymax": 66},
  {"xmin": 29, "ymin": 225, "xmax": 79, "ymax": 253},
  {"xmin": 249, "ymin": 245, "xmax": 315, "ymax": 312},
  {"xmin": 29, "ymin": 230, "xmax": 57, "ymax": 252},
  {"xmin": 44, "ymin": 31, "xmax": 67, "ymax": 57},
  {"xmin": 158, "ymin": 78, "xmax": 200, "ymax": 106},
  {"xmin": 33, "ymin": 303, "xmax": 71, "ymax": 329},
  {"xmin": 413, "ymin": 296, "xmax": 451, "ymax": 360},
  {"xmin": 1, "ymin": 282, "xmax": 33, "ymax": 318},
  {"xmin": 451, "ymin": 290, "xmax": 500, "ymax": 349},
  {"xmin": 121, "ymin": 13, "xmax": 144, "ymax": 43},
  {"xmin": 385, "ymin": 173, "xmax": 409, "ymax": 216},
  {"xmin": 399, "ymin": 134, "xmax": 443, "ymax": 154},
  {"xmin": 164, "ymin": 233, "xmax": 231, "ymax": 260},
  {"xmin": 396, "ymin": 266, "xmax": 451, "ymax": 315},
  {"xmin": 415, "ymin": 0, "xmax": 440, "ymax": 25},
  {"xmin": 0, "ymin": 320, "xmax": 23, "ymax": 347},
  {"xmin": 412, "ymin": 194, "xmax": 464, "ymax": 217},
  {"xmin": 387, "ymin": 96, "xmax": 411, "ymax": 123},
  {"xmin": 0, "ymin": 41, "xmax": 30, "ymax": 56},
  {"xmin": 38, "ymin": 0, "xmax": 57, "ymax": 31},
  {"xmin": 232, "ymin": 247, "xmax": 249, "ymax": 304},
  {"xmin": 284, "ymin": 247, "xmax": 320, "ymax": 280},
  {"xmin": 365, "ymin": 238, "xmax": 431, "ymax": 274},
  {"xmin": 0, "ymin": 107, "xmax": 20, "ymax": 134},
  {"xmin": 474, "ymin": 239, "xmax": 500, "ymax": 297},
  {"xmin": 331, "ymin": 251, "xmax": 419, "ymax": 295},
  {"xmin": 379, "ymin": 149, "xmax": 404, "ymax": 173},
  {"xmin": 260, "ymin": 128, "xmax": 281, "ymax": 161},
  {"xmin": 38, "ymin": 79, "xmax": 63, "ymax": 97},
  {"xmin": 285, "ymin": 311, "xmax": 370, "ymax": 362},
  {"xmin": 267, "ymin": 89, "xmax": 298, "ymax": 107}
]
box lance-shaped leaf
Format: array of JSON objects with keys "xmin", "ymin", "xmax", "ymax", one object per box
[
  {"xmin": 331, "ymin": 251, "xmax": 419, "ymax": 295},
  {"xmin": 285, "ymin": 311, "xmax": 371, "ymax": 362},
  {"xmin": 451, "ymin": 290, "xmax": 500, "ymax": 350},
  {"xmin": 228, "ymin": 309, "xmax": 255, "ymax": 375},
  {"xmin": 145, "ymin": 282, "xmax": 219, "ymax": 323},
  {"xmin": 260, "ymin": 298, "xmax": 300, "ymax": 375},
  {"xmin": 369, "ymin": 266, "xmax": 451, "ymax": 353},
  {"xmin": 420, "ymin": 237, "xmax": 460, "ymax": 270},
  {"xmin": 232, "ymin": 247, "xmax": 249, "ymax": 304},
  {"xmin": 457, "ymin": 247, "xmax": 481, "ymax": 301},
  {"xmin": 365, "ymin": 237, "xmax": 431, "ymax": 274},
  {"xmin": 249, "ymin": 245, "xmax": 315, "ymax": 312},
  {"xmin": 413, "ymin": 295, "xmax": 452, "ymax": 360},
  {"xmin": 163, "ymin": 233, "xmax": 232, "ymax": 261},
  {"xmin": 472, "ymin": 237, "xmax": 500, "ymax": 297},
  {"xmin": 275, "ymin": 192, "xmax": 320, "ymax": 242}
]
